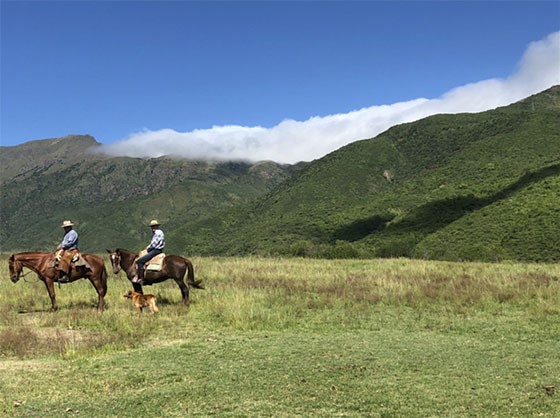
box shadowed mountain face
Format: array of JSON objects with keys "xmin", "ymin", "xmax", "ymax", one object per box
[{"xmin": 2, "ymin": 86, "xmax": 559, "ymax": 262}]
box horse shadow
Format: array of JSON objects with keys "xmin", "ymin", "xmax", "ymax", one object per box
[
  {"xmin": 153, "ymin": 295, "xmax": 193, "ymax": 306},
  {"xmin": 17, "ymin": 299, "xmax": 100, "ymax": 313}
]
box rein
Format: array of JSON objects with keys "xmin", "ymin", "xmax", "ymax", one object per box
[
  {"xmin": 19, "ymin": 269, "xmax": 33, "ymax": 280},
  {"xmin": 13, "ymin": 253, "xmax": 54, "ymax": 282}
]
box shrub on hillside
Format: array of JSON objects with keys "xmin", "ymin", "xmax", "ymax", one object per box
[
  {"xmin": 317, "ymin": 241, "xmax": 361, "ymax": 259},
  {"xmin": 375, "ymin": 236, "xmax": 417, "ymax": 258},
  {"xmin": 289, "ymin": 240, "xmax": 316, "ymax": 257}
]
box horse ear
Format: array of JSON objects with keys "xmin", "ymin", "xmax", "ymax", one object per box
[{"xmin": 106, "ymin": 249, "xmax": 112, "ymax": 253}]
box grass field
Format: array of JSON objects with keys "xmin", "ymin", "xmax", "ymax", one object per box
[{"xmin": 1, "ymin": 255, "xmax": 559, "ymax": 417}]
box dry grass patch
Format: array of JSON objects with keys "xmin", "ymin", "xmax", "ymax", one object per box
[{"xmin": 0, "ymin": 326, "xmax": 113, "ymax": 358}]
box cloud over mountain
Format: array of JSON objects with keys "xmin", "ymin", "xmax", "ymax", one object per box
[{"xmin": 99, "ymin": 31, "xmax": 560, "ymax": 164}]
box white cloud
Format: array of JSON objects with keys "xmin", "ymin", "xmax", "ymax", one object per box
[{"xmin": 98, "ymin": 31, "xmax": 560, "ymax": 164}]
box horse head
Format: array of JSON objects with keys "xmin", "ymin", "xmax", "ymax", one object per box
[
  {"xmin": 106, "ymin": 249, "xmax": 121, "ymax": 274},
  {"xmin": 8, "ymin": 254, "xmax": 22, "ymax": 283}
]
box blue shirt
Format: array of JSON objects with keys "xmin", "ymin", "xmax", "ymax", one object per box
[
  {"xmin": 147, "ymin": 229, "xmax": 165, "ymax": 251},
  {"xmin": 61, "ymin": 229, "xmax": 79, "ymax": 250}
]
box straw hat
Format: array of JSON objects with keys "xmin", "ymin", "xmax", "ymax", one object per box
[
  {"xmin": 148, "ymin": 220, "xmax": 161, "ymax": 227},
  {"xmin": 61, "ymin": 220, "xmax": 74, "ymax": 228}
]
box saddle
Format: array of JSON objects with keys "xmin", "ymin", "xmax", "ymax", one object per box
[
  {"xmin": 137, "ymin": 250, "xmax": 166, "ymax": 272},
  {"xmin": 71, "ymin": 253, "xmax": 90, "ymax": 268},
  {"xmin": 51, "ymin": 250, "xmax": 91, "ymax": 270}
]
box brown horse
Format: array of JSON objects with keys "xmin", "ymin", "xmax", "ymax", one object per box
[
  {"xmin": 106, "ymin": 248, "xmax": 204, "ymax": 306},
  {"xmin": 8, "ymin": 252, "xmax": 108, "ymax": 311}
]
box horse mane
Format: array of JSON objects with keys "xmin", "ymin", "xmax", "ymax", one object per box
[
  {"xmin": 115, "ymin": 248, "xmax": 138, "ymax": 268},
  {"xmin": 13, "ymin": 251, "xmax": 52, "ymax": 257},
  {"xmin": 117, "ymin": 248, "xmax": 136, "ymax": 255},
  {"xmin": 11, "ymin": 251, "xmax": 53, "ymax": 266}
]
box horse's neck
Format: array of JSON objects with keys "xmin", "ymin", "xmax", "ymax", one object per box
[
  {"xmin": 119, "ymin": 250, "xmax": 137, "ymax": 270},
  {"xmin": 18, "ymin": 252, "xmax": 50, "ymax": 272}
]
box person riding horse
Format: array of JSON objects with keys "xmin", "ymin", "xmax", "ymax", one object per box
[
  {"xmin": 133, "ymin": 220, "xmax": 165, "ymax": 285},
  {"xmin": 56, "ymin": 220, "xmax": 79, "ymax": 283}
]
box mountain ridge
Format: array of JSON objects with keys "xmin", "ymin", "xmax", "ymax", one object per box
[
  {"xmin": 178, "ymin": 86, "xmax": 560, "ymax": 261},
  {"xmin": 1, "ymin": 86, "xmax": 559, "ymax": 262}
]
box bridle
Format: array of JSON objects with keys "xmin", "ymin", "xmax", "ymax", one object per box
[
  {"xmin": 110, "ymin": 251, "xmax": 122, "ymax": 274},
  {"xmin": 9, "ymin": 260, "xmax": 32, "ymax": 282}
]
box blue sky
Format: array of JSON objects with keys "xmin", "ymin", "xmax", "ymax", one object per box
[{"xmin": 1, "ymin": 1, "xmax": 559, "ymax": 162}]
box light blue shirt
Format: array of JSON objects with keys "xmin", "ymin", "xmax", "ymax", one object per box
[
  {"xmin": 147, "ymin": 229, "xmax": 165, "ymax": 251},
  {"xmin": 61, "ymin": 229, "xmax": 79, "ymax": 250}
]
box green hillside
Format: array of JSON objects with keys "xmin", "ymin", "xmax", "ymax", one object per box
[
  {"xmin": 183, "ymin": 86, "xmax": 560, "ymax": 262},
  {"xmin": 0, "ymin": 138, "xmax": 303, "ymax": 253}
]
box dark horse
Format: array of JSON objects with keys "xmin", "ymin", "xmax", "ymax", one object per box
[
  {"xmin": 106, "ymin": 248, "xmax": 204, "ymax": 306},
  {"xmin": 8, "ymin": 252, "xmax": 108, "ymax": 311}
]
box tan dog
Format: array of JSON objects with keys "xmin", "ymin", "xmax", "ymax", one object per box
[{"xmin": 123, "ymin": 290, "xmax": 159, "ymax": 313}]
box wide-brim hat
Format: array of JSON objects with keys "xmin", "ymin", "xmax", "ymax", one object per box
[
  {"xmin": 148, "ymin": 220, "xmax": 161, "ymax": 227},
  {"xmin": 61, "ymin": 220, "xmax": 74, "ymax": 228}
]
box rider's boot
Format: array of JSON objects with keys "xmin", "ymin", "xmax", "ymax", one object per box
[
  {"xmin": 135, "ymin": 268, "xmax": 145, "ymax": 285},
  {"xmin": 132, "ymin": 269, "xmax": 144, "ymax": 286}
]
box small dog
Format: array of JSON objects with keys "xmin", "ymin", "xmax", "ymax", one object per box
[{"xmin": 123, "ymin": 290, "xmax": 159, "ymax": 313}]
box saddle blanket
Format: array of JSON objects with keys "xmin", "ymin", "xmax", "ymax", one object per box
[{"xmin": 138, "ymin": 251, "xmax": 166, "ymax": 271}]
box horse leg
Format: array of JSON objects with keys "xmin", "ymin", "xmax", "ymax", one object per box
[
  {"xmin": 132, "ymin": 282, "xmax": 143, "ymax": 294},
  {"xmin": 97, "ymin": 290, "xmax": 106, "ymax": 311},
  {"xmin": 174, "ymin": 277, "xmax": 190, "ymax": 306},
  {"xmin": 89, "ymin": 278, "xmax": 106, "ymax": 311},
  {"xmin": 43, "ymin": 278, "xmax": 58, "ymax": 311},
  {"xmin": 93, "ymin": 266, "xmax": 108, "ymax": 311}
]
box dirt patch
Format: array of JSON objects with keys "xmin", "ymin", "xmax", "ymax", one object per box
[
  {"xmin": 0, "ymin": 358, "xmax": 60, "ymax": 371},
  {"xmin": 0, "ymin": 326, "xmax": 109, "ymax": 358}
]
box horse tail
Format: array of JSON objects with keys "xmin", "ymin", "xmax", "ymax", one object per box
[
  {"xmin": 100, "ymin": 262, "xmax": 108, "ymax": 291},
  {"xmin": 181, "ymin": 257, "xmax": 204, "ymax": 289}
]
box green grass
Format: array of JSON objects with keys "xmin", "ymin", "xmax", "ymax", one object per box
[{"xmin": 1, "ymin": 255, "xmax": 559, "ymax": 417}]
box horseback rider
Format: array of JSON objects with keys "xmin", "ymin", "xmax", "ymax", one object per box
[
  {"xmin": 134, "ymin": 220, "xmax": 165, "ymax": 285},
  {"xmin": 56, "ymin": 220, "xmax": 79, "ymax": 283}
]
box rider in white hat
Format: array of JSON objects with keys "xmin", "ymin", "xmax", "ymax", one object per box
[
  {"xmin": 56, "ymin": 220, "xmax": 79, "ymax": 283},
  {"xmin": 134, "ymin": 220, "xmax": 165, "ymax": 285}
]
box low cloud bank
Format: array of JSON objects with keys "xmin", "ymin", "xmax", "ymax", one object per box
[{"xmin": 99, "ymin": 31, "xmax": 560, "ymax": 164}]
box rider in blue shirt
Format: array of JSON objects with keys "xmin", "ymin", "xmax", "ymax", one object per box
[
  {"xmin": 134, "ymin": 220, "xmax": 165, "ymax": 285},
  {"xmin": 57, "ymin": 220, "xmax": 79, "ymax": 283},
  {"xmin": 60, "ymin": 228, "xmax": 79, "ymax": 250}
]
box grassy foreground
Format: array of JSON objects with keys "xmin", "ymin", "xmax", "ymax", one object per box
[{"xmin": 1, "ymin": 256, "xmax": 559, "ymax": 417}]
